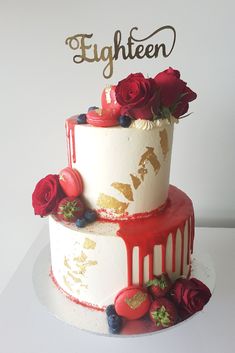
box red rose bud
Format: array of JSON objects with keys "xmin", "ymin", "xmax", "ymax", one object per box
[
  {"xmin": 59, "ymin": 167, "xmax": 83, "ymax": 197},
  {"xmin": 87, "ymin": 108, "xmax": 119, "ymax": 127},
  {"xmin": 114, "ymin": 286, "xmax": 151, "ymax": 320},
  {"xmin": 32, "ymin": 174, "xmax": 65, "ymax": 217},
  {"xmin": 101, "ymin": 85, "xmax": 121, "ymax": 118},
  {"xmin": 146, "ymin": 273, "xmax": 172, "ymax": 298},
  {"xmin": 57, "ymin": 197, "xmax": 85, "ymax": 222},
  {"xmin": 115, "ymin": 73, "xmax": 159, "ymax": 120},
  {"xmin": 149, "ymin": 298, "xmax": 177, "ymax": 329},
  {"xmin": 171, "ymin": 277, "xmax": 211, "ymax": 319}
]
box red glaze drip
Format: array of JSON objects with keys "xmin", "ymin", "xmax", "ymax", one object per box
[
  {"xmin": 65, "ymin": 117, "xmax": 77, "ymax": 167},
  {"xmin": 171, "ymin": 230, "xmax": 177, "ymax": 272},
  {"xmin": 187, "ymin": 218, "xmax": 191, "ymax": 265},
  {"xmin": 179, "ymin": 222, "xmax": 186, "ymax": 275},
  {"xmin": 191, "ymin": 214, "xmax": 195, "ymax": 253},
  {"xmin": 149, "ymin": 253, "xmax": 154, "ymax": 280},
  {"xmin": 117, "ymin": 186, "xmax": 194, "ymax": 286}
]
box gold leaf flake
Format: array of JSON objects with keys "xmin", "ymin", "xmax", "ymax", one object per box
[
  {"xmin": 87, "ymin": 260, "xmax": 98, "ymax": 266},
  {"xmin": 97, "ymin": 193, "xmax": 129, "ymax": 214},
  {"xmin": 130, "ymin": 174, "xmax": 141, "ymax": 190},
  {"xmin": 159, "ymin": 129, "xmax": 169, "ymax": 159},
  {"xmin": 64, "ymin": 256, "xmax": 71, "ymax": 269},
  {"xmin": 76, "ymin": 264, "xmax": 87, "ymax": 275},
  {"xmin": 138, "ymin": 166, "xmax": 148, "ymax": 181},
  {"xmin": 67, "ymin": 271, "xmax": 81, "ymax": 283},
  {"xmin": 111, "ymin": 182, "xmax": 134, "ymax": 201},
  {"xmin": 139, "ymin": 147, "xmax": 160, "ymax": 175},
  {"xmin": 74, "ymin": 251, "xmax": 87, "ymax": 263},
  {"xmin": 83, "ymin": 238, "xmax": 96, "ymax": 250},
  {"xmin": 63, "ymin": 275, "xmax": 73, "ymax": 291},
  {"xmin": 125, "ymin": 291, "xmax": 148, "ymax": 310}
]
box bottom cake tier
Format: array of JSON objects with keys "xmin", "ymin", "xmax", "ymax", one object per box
[{"xmin": 49, "ymin": 185, "xmax": 195, "ymax": 310}]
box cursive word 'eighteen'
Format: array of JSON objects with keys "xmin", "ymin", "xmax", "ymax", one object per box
[{"xmin": 65, "ymin": 26, "xmax": 176, "ymax": 79}]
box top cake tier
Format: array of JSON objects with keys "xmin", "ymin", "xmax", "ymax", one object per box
[{"xmin": 66, "ymin": 116, "xmax": 174, "ymax": 220}]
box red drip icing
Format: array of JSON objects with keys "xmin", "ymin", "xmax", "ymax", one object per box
[
  {"xmin": 149, "ymin": 253, "xmax": 154, "ymax": 280},
  {"xmin": 66, "ymin": 117, "xmax": 77, "ymax": 167},
  {"xmin": 191, "ymin": 214, "xmax": 195, "ymax": 253},
  {"xmin": 187, "ymin": 218, "xmax": 191, "ymax": 265},
  {"xmin": 179, "ymin": 222, "xmax": 186, "ymax": 275},
  {"xmin": 161, "ymin": 242, "xmax": 167, "ymax": 273},
  {"xmin": 127, "ymin": 246, "xmax": 133, "ymax": 286},
  {"xmin": 117, "ymin": 186, "xmax": 194, "ymax": 286},
  {"xmin": 139, "ymin": 247, "xmax": 144, "ymax": 286},
  {"xmin": 171, "ymin": 230, "xmax": 177, "ymax": 272}
]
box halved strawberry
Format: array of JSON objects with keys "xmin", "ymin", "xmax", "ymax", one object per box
[
  {"xmin": 56, "ymin": 197, "xmax": 85, "ymax": 222},
  {"xmin": 146, "ymin": 273, "xmax": 172, "ymax": 298},
  {"xmin": 149, "ymin": 298, "xmax": 177, "ymax": 329}
]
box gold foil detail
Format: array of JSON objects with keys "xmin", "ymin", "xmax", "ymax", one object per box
[
  {"xmin": 138, "ymin": 166, "xmax": 148, "ymax": 181},
  {"xmin": 76, "ymin": 264, "xmax": 87, "ymax": 275},
  {"xmin": 87, "ymin": 260, "xmax": 98, "ymax": 266},
  {"xmin": 125, "ymin": 291, "xmax": 148, "ymax": 310},
  {"xmin": 159, "ymin": 128, "xmax": 169, "ymax": 159},
  {"xmin": 139, "ymin": 146, "xmax": 160, "ymax": 175},
  {"xmin": 111, "ymin": 182, "xmax": 134, "ymax": 201},
  {"xmin": 64, "ymin": 256, "xmax": 71, "ymax": 269},
  {"xmin": 67, "ymin": 271, "xmax": 81, "ymax": 283},
  {"xmin": 97, "ymin": 193, "xmax": 129, "ymax": 214},
  {"xmin": 130, "ymin": 174, "xmax": 141, "ymax": 190},
  {"xmin": 74, "ymin": 251, "xmax": 87, "ymax": 263},
  {"xmin": 83, "ymin": 238, "xmax": 96, "ymax": 250},
  {"xmin": 63, "ymin": 275, "xmax": 73, "ymax": 291}
]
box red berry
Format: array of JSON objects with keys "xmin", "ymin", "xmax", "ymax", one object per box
[
  {"xmin": 59, "ymin": 167, "xmax": 83, "ymax": 197},
  {"xmin": 57, "ymin": 197, "xmax": 85, "ymax": 222},
  {"xmin": 149, "ymin": 298, "xmax": 177, "ymax": 329},
  {"xmin": 146, "ymin": 273, "xmax": 172, "ymax": 298}
]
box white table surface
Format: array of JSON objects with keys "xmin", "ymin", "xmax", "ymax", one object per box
[{"xmin": 0, "ymin": 226, "xmax": 235, "ymax": 353}]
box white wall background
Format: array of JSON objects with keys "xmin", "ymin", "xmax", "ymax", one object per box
[{"xmin": 1, "ymin": 0, "xmax": 235, "ymax": 293}]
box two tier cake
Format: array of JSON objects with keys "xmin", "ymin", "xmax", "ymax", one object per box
[{"xmin": 32, "ymin": 68, "xmax": 211, "ymax": 333}]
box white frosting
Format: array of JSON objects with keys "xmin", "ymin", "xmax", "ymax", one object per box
[
  {"xmin": 130, "ymin": 116, "xmax": 178, "ymax": 130},
  {"xmin": 49, "ymin": 216, "xmax": 191, "ymax": 309},
  {"xmin": 70, "ymin": 123, "xmax": 174, "ymax": 219}
]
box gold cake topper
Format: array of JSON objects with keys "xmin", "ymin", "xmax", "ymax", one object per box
[{"xmin": 65, "ymin": 26, "xmax": 176, "ymax": 78}]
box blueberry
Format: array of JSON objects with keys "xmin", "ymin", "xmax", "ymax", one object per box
[
  {"xmin": 75, "ymin": 217, "xmax": 87, "ymax": 228},
  {"xmin": 107, "ymin": 314, "xmax": 122, "ymax": 334},
  {"xmin": 77, "ymin": 114, "xmax": 87, "ymax": 124},
  {"xmin": 118, "ymin": 115, "xmax": 132, "ymax": 128},
  {"xmin": 88, "ymin": 106, "xmax": 99, "ymax": 112},
  {"xmin": 84, "ymin": 209, "xmax": 97, "ymax": 223},
  {"xmin": 105, "ymin": 304, "xmax": 116, "ymax": 317}
]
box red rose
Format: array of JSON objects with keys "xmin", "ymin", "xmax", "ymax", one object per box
[
  {"xmin": 115, "ymin": 73, "xmax": 159, "ymax": 120},
  {"xmin": 154, "ymin": 67, "xmax": 197, "ymax": 118},
  {"xmin": 32, "ymin": 174, "xmax": 64, "ymax": 217},
  {"xmin": 171, "ymin": 278, "xmax": 211, "ymax": 319}
]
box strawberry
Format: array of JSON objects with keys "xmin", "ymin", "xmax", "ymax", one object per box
[
  {"xmin": 57, "ymin": 197, "xmax": 85, "ymax": 222},
  {"xmin": 146, "ymin": 273, "xmax": 172, "ymax": 298},
  {"xmin": 149, "ymin": 298, "xmax": 177, "ymax": 329}
]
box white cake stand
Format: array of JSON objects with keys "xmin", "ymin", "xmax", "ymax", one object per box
[{"xmin": 32, "ymin": 245, "xmax": 215, "ymax": 337}]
